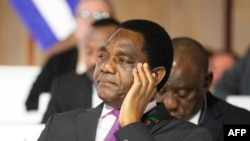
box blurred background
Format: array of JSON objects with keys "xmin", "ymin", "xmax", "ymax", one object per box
[
  {"xmin": 1, "ymin": 0, "xmax": 250, "ymax": 66},
  {"xmin": 0, "ymin": 0, "xmax": 250, "ymax": 140}
]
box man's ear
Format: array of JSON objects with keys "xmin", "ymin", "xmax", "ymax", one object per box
[
  {"xmin": 204, "ymin": 71, "xmax": 213, "ymax": 89},
  {"xmin": 152, "ymin": 66, "xmax": 166, "ymax": 85}
]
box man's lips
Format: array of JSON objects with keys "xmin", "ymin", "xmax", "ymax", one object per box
[
  {"xmin": 169, "ymin": 112, "xmax": 182, "ymax": 118},
  {"xmin": 98, "ymin": 79, "xmax": 117, "ymax": 86}
]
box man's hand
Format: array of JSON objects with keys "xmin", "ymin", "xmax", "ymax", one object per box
[{"xmin": 119, "ymin": 63, "xmax": 157, "ymax": 127}]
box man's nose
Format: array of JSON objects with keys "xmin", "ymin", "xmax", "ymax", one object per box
[
  {"xmin": 164, "ymin": 93, "xmax": 179, "ymax": 111},
  {"xmin": 100, "ymin": 57, "xmax": 116, "ymax": 74}
]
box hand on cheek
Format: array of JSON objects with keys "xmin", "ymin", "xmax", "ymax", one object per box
[{"xmin": 119, "ymin": 63, "xmax": 157, "ymax": 127}]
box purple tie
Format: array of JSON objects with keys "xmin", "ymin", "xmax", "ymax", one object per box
[{"xmin": 104, "ymin": 110, "xmax": 120, "ymax": 141}]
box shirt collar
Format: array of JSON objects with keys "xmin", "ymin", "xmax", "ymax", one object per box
[
  {"xmin": 188, "ymin": 109, "xmax": 201, "ymax": 125},
  {"xmin": 100, "ymin": 100, "xmax": 157, "ymax": 118}
]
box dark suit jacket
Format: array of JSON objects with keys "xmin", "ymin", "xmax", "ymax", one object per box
[
  {"xmin": 38, "ymin": 103, "xmax": 212, "ymax": 141},
  {"xmin": 26, "ymin": 47, "xmax": 78, "ymax": 110},
  {"xmin": 199, "ymin": 92, "xmax": 250, "ymax": 141},
  {"xmin": 41, "ymin": 71, "xmax": 93, "ymax": 123}
]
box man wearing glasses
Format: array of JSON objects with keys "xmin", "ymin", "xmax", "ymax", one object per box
[{"xmin": 25, "ymin": 0, "xmax": 115, "ymax": 111}]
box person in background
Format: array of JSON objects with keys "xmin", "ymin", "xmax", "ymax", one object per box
[
  {"xmin": 156, "ymin": 37, "xmax": 250, "ymax": 141},
  {"xmin": 208, "ymin": 50, "xmax": 237, "ymax": 92},
  {"xmin": 38, "ymin": 19, "xmax": 212, "ymax": 141},
  {"xmin": 41, "ymin": 18, "xmax": 120, "ymax": 123},
  {"xmin": 214, "ymin": 47, "xmax": 250, "ymax": 99},
  {"xmin": 25, "ymin": 0, "xmax": 115, "ymax": 110}
]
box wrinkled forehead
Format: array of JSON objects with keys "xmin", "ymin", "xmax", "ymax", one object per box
[
  {"xmin": 105, "ymin": 28, "xmax": 144, "ymax": 47},
  {"xmin": 102, "ymin": 28, "xmax": 147, "ymax": 61},
  {"xmin": 169, "ymin": 58, "xmax": 205, "ymax": 85}
]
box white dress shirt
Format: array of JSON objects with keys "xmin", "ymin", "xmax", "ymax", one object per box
[
  {"xmin": 188, "ymin": 109, "xmax": 201, "ymax": 125},
  {"xmin": 95, "ymin": 100, "xmax": 157, "ymax": 141}
]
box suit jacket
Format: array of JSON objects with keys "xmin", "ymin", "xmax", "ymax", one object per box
[
  {"xmin": 41, "ymin": 71, "xmax": 93, "ymax": 123},
  {"xmin": 38, "ymin": 103, "xmax": 212, "ymax": 141},
  {"xmin": 199, "ymin": 92, "xmax": 250, "ymax": 141},
  {"xmin": 26, "ymin": 47, "xmax": 78, "ymax": 110},
  {"xmin": 214, "ymin": 47, "xmax": 250, "ymax": 99}
]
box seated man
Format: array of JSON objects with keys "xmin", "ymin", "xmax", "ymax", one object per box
[
  {"xmin": 156, "ymin": 37, "xmax": 250, "ymax": 141},
  {"xmin": 41, "ymin": 18, "xmax": 120, "ymax": 123},
  {"xmin": 25, "ymin": 0, "xmax": 115, "ymax": 110},
  {"xmin": 38, "ymin": 19, "xmax": 212, "ymax": 141}
]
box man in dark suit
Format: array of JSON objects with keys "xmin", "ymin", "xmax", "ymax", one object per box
[
  {"xmin": 156, "ymin": 37, "xmax": 250, "ymax": 141},
  {"xmin": 38, "ymin": 19, "xmax": 212, "ymax": 141},
  {"xmin": 25, "ymin": 0, "xmax": 114, "ymax": 110},
  {"xmin": 41, "ymin": 18, "xmax": 120, "ymax": 123}
]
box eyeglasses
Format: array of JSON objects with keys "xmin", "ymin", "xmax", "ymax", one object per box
[{"xmin": 78, "ymin": 10, "xmax": 110, "ymax": 20}]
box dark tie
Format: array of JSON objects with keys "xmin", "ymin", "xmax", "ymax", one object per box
[{"xmin": 104, "ymin": 110, "xmax": 120, "ymax": 141}]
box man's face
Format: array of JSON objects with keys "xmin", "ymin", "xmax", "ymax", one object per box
[
  {"xmin": 75, "ymin": 0, "xmax": 111, "ymax": 46},
  {"xmin": 156, "ymin": 58, "xmax": 206, "ymax": 120},
  {"xmin": 93, "ymin": 28, "xmax": 147, "ymax": 108},
  {"xmin": 81, "ymin": 25, "xmax": 118, "ymax": 81}
]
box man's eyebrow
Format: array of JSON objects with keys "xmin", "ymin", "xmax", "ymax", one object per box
[
  {"xmin": 116, "ymin": 50, "xmax": 133, "ymax": 59},
  {"xmin": 99, "ymin": 46, "xmax": 107, "ymax": 52},
  {"xmin": 99, "ymin": 45, "xmax": 133, "ymax": 59}
]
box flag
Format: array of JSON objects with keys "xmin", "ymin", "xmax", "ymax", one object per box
[{"xmin": 9, "ymin": 0, "xmax": 80, "ymax": 50}]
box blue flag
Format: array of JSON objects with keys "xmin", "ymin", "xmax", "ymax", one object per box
[{"xmin": 9, "ymin": 0, "xmax": 80, "ymax": 50}]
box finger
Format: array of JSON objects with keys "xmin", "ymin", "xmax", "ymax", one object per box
[
  {"xmin": 131, "ymin": 67, "xmax": 141, "ymax": 91},
  {"xmin": 143, "ymin": 63, "xmax": 156, "ymax": 84},
  {"xmin": 137, "ymin": 63, "xmax": 148, "ymax": 96},
  {"xmin": 143, "ymin": 63, "xmax": 157, "ymax": 100}
]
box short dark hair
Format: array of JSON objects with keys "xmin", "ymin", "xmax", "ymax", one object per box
[
  {"xmin": 92, "ymin": 18, "xmax": 120, "ymax": 27},
  {"xmin": 120, "ymin": 19, "xmax": 173, "ymax": 90}
]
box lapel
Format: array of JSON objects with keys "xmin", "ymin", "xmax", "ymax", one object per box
[
  {"xmin": 200, "ymin": 118, "xmax": 222, "ymax": 141},
  {"xmin": 76, "ymin": 103, "xmax": 173, "ymax": 139},
  {"xmin": 203, "ymin": 92, "xmax": 223, "ymax": 121},
  {"xmin": 199, "ymin": 92, "xmax": 224, "ymax": 141},
  {"xmin": 76, "ymin": 103, "xmax": 104, "ymax": 141},
  {"xmin": 141, "ymin": 103, "xmax": 173, "ymax": 133}
]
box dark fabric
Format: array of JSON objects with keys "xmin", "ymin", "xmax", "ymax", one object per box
[
  {"xmin": 25, "ymin": 47, "xmax": 78, "ymax": 110},
  {"xmin": 41, "ymin": 72, "xmax": 93, "ymax": 123},
  {"xmin": 199, "ymin": 92, "xmax": 250, "ymax": 141},
  {"xmin": 214, "ymin": 47, "xmax": 250, "ymax": 99},
  {"xmin": 38, "ymin": 103, "xmax": 212, "ymax": 141}
]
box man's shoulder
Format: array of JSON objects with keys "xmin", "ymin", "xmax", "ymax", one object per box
[
  {"xmin": 151, "ymin": 104, "xmax": 210, "ymax": 139},
  {"xmin": 54, "ymin": 71, "xmax": 88, "ymax": 82},
  {"xmin": 48, "ymin": 107, "xmax": 95, "ymax": 124},
  {"xmin": 51, "ymin": 71, "xmax": 90, "ymax": 93},
  {"xmin": 53, "ymin": 108, "xmax": 87, "ymax": 120},
  {"xmin": 51, "ymin": 104, "xmax": 103, "ymax": 121},
  {"xmin": 47, "ymin": 47, "xmax": 78, "ymax": 65},
  {"xmin": 159, "ymin": 117, "xmax": 212, "ymax": 140},
  {"xmin": 169, "ymin": 117, "xmax": 204, "ymax": 130},
  {"xmin": 207, "ymin": 93, "xmax": 250, "ymax": 122},
  {"xmin": 51, "ymin": 47, "xmax": 77, "ymax": 60},
  {"xmin": 53, "ymin": 71, "xmax": 80, "ymax": 82}
]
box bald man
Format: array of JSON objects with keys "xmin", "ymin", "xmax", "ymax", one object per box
[{"xmin": 156, "ymin": 37, "xmax": 250, "ymax": 141}]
